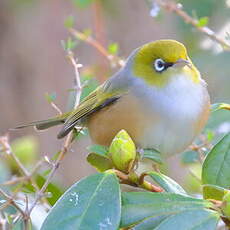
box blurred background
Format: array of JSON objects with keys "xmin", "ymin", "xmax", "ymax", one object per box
[{"xmin": 0, "ymin": 0, "xmax": 229, "ymax": 189}]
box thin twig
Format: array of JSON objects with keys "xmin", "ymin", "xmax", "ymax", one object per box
[
  {"xmin": 0, "ymin": 135, "xmax": 29, "ymax": 177},
  {"xmin": 113, "ymin": 170, "xmax": 164, "ymax": 192},
  {"xmin": 50, "ymin": 102, "xmax": 62, "ymax": 115},
  {"xmin": 24, "ymin": 195, "xmax": 30, "ymax": 230},
  {"xmin": 67, "ymin": 51, "xmax": 82, "ymax": 107},
  {"xmin": 69, "ymin": 28, "xmax": 125, "ymax": 67},
  {"xmin": 0, "ymin": 135, "xmax": 49, "ymax": 207},
  {"xmin": 1, "ymin": 176, "xmax": 27, "ymax": 186},
  {"xmin": 155, "ymin": 0, "xmax": 230, "ymax": 50},
  {"xmin": 1, "ymin": 159, "xmax": 45, "ymax": 186},
  {"xmin": 27, "ymin": 52, "xmax": 83, "ymax": 215},
  {"xmin": 0, "ymin": 188, "xmax": 25, "ymax": 217}
]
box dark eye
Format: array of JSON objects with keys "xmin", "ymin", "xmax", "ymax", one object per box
[{"xmin": 154, "ymin": 58, "xmax": 165, "ymax": 72}]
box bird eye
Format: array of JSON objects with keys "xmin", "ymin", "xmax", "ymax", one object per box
[{"xmin": 154, "ymin": 58, "xmax": 165, "ymax": 72}]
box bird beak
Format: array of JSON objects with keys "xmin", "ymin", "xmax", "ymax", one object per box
[{"xmin": 173, "ymin": 59, "xmax": 192, "ymax": 69}]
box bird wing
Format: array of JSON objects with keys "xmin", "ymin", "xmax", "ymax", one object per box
[{"xmin": 57, "ymin": 80, "xmax": 126, "ymax": 139}]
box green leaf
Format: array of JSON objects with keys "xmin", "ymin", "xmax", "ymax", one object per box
[
  {"xmin": 66, "ymin": 37, "xmax": 77, "ymax": 51},
  {"xmin": 132, "ymin": 215, "xmax": 168, "ymax": 230},
  {"xmin": 142, "ymin": 149, "xmax": 163, "ymax": 164},
  {"xmin": 153, "ymin": 209, "xmax": 219, "ymax": 230},
  {"xmin": 121, "ymin": 192, "xmax": 212, "ymax": 227},
  {"xmin": 87, "ymin": 153, "xmax": 113, "ymax": 172},
  {"xmin": 181, "ymin": 151, "xmax": 199, "ymax": 164},
  {"xmin": 87, "ymin": 144, "xmax": 108, "ymax": 156},
  {"xmin": 23, "ymin": 174, "xmax": 64, "ymax": 206},
  {"xmin": 41, "ymin": 172, "xmax": 121, "ymax": 230},
  {"xmin": 108, "ymin": 43, "xmax": 119, "ymax": 55},
  {"xmin": 197, "ymin": 16, "xmax": 209, "ymax": 27},
  {"xmin": 11, "ymin": 136, "xmax": 38, "ymax": 168},
  {"xmin": 133, "ymin": 210, "xmax": 219, "ymax": 230},
  {"xmin": 72, "ymin": 0, "xmax": 94, "ymax": 8},
  {"xmin": 203, "ymin": 184, "xmax": 227, "ymax": 201},
  {"xmin": 211, "ymin": 103, "xmax": 230, "ymax": 113},
  {"xmin": 44, "ymin": 92, "xmax": 56, "ymax": 103},
  {"xmin": 61, "ymin": 37, "xmax": 77, "ymax": 51},
  {"xmin": 36, "ymin": 175, "xmax": 64, "ymax": 206},
  {"xmin": 202, "ymin": 133, "xmax": 230, "ymax": 188},
  {"xmin": 146, "ymin": 171, "xmax": 187, "ymax": 195},
  {"xmin": 64, "ymin": 15, "xmax": 74, "ymax": 28}
]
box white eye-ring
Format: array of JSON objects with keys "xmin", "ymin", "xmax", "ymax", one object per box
[{"xmin": 154, "ymin": 58, "xmax": 165, "ymax": 72}]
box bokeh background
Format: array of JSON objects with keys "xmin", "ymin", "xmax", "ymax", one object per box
[{"xmin": 0, "ymin": 0, "xmax": 229, "ymax": 188}]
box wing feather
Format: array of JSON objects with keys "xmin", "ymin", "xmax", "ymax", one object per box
[{"xmin": 57, "ymin": 83, "xmax": 122, "ymax": 139}]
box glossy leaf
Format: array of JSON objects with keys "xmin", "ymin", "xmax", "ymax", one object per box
[
  {"xmin": 142, "ymin": 149, "xmax": 163, "ymax": 164},
  {"xmin": 203, "ymin": 184, "xmax": 227, "ymax": 201},
  {"xmin": 87, "ymin": 144, "xmax": 111, "ymax": 172},
  {"xmin": 154, "ymin": 209, "xmax": 219, "ymax": 230},
  {"xmin": 133, "ymin": 209, "xmax": 219, "ymax": 230},
  {"xmin": 146, "ymin": 171, "xmax": 187, "ymax": 195},
  {"xmin": 87, "ymin": 144, "xmax": 108, "ymax": 156},
  {"xmin": 132, "ymin": 215, "xmax": 168, "ymax": 230},
  {"xmin": 87, "ymin": 153, "xmax": 113, "ymax": 172},
  {"xmin": 121, "ymin": 192, "xmax": 212, "ymax": 227},
  {"xmin": 202, "ymin": 133, "xmax": 230, "ymax": 188},
  {"xmin": 41, "ymin": 172, "xmax": 121, "ymax": 230}
]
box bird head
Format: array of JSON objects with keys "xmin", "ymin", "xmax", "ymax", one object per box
[{"xmin": 131, "ymin": 40, "xmax": 200, "ymax": 87}]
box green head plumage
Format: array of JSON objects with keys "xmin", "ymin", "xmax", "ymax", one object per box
[{"xmin": 132, "ymin": 40, "xmax": 200, "ymax": 87}]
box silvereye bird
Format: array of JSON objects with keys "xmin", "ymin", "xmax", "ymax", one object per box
[{"xmin": 15, "ymin": 40, "xmax": 210, "ymax": 156}]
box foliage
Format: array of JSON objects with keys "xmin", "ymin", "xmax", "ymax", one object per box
[
  {"xmin": 39, "ymin": 123, "xmax": 229, "ymax": 229},
  {"xmin": 0, "ymin": 0, "xmax": 230, "ymax": 229},
  {"xmin": 2, "ymin": 101, "xmax": 228, "ymax": 229}
]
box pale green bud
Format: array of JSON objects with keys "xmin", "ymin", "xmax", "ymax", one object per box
[{"xmin": 109, "ymin": 130, "xmax": 136, "ymax": 173}]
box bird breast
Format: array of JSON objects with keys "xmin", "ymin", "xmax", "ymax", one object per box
[{"xmin": 133, "ymin": 74, "xmax": 210, "ymax": 155}]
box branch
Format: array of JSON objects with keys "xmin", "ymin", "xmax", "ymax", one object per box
[
  {"xmin": 0, "ymin": 188, "xmax": 26, "ymax": 220},
  {"xmin": 0, "ymin": 135, "xmax": 29, "ymax": 177},
  {"xmin": 154, "ymin": 0, "xmax": 230, "ymax": 50},
  {"xmin": 0, "ymin": 136, "xmax": 49, "ymax": 207},
  {"xmin": 69, "ymin": 28, "xmax": 125, "ymax": 67},
  {"xmin": 27, "ymin": 52, "xmax": 83, "ymax": 215},
  {"xmin": 67, "ymin": 51, "xmax": 82, "ymax": 107},
  {"xmin": 113, "ymin": 170, "xmax": 164, "ymax": 192},
  {"xmin": 50, "ymin": 102, "xmax": 62, "ymax": 115}
]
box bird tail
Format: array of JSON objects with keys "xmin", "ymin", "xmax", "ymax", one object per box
[{"xmin": 12, "ymin": 113, "xmax": 70, "ymax": 131}]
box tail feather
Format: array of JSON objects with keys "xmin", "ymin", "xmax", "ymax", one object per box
[
  {"xmin": 13, "ymin": 117, "xmax": 64, "ymax": 131},
  {"xmin": 12, "ymin": 112, "xmax": 72, "ymax": 131}
]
